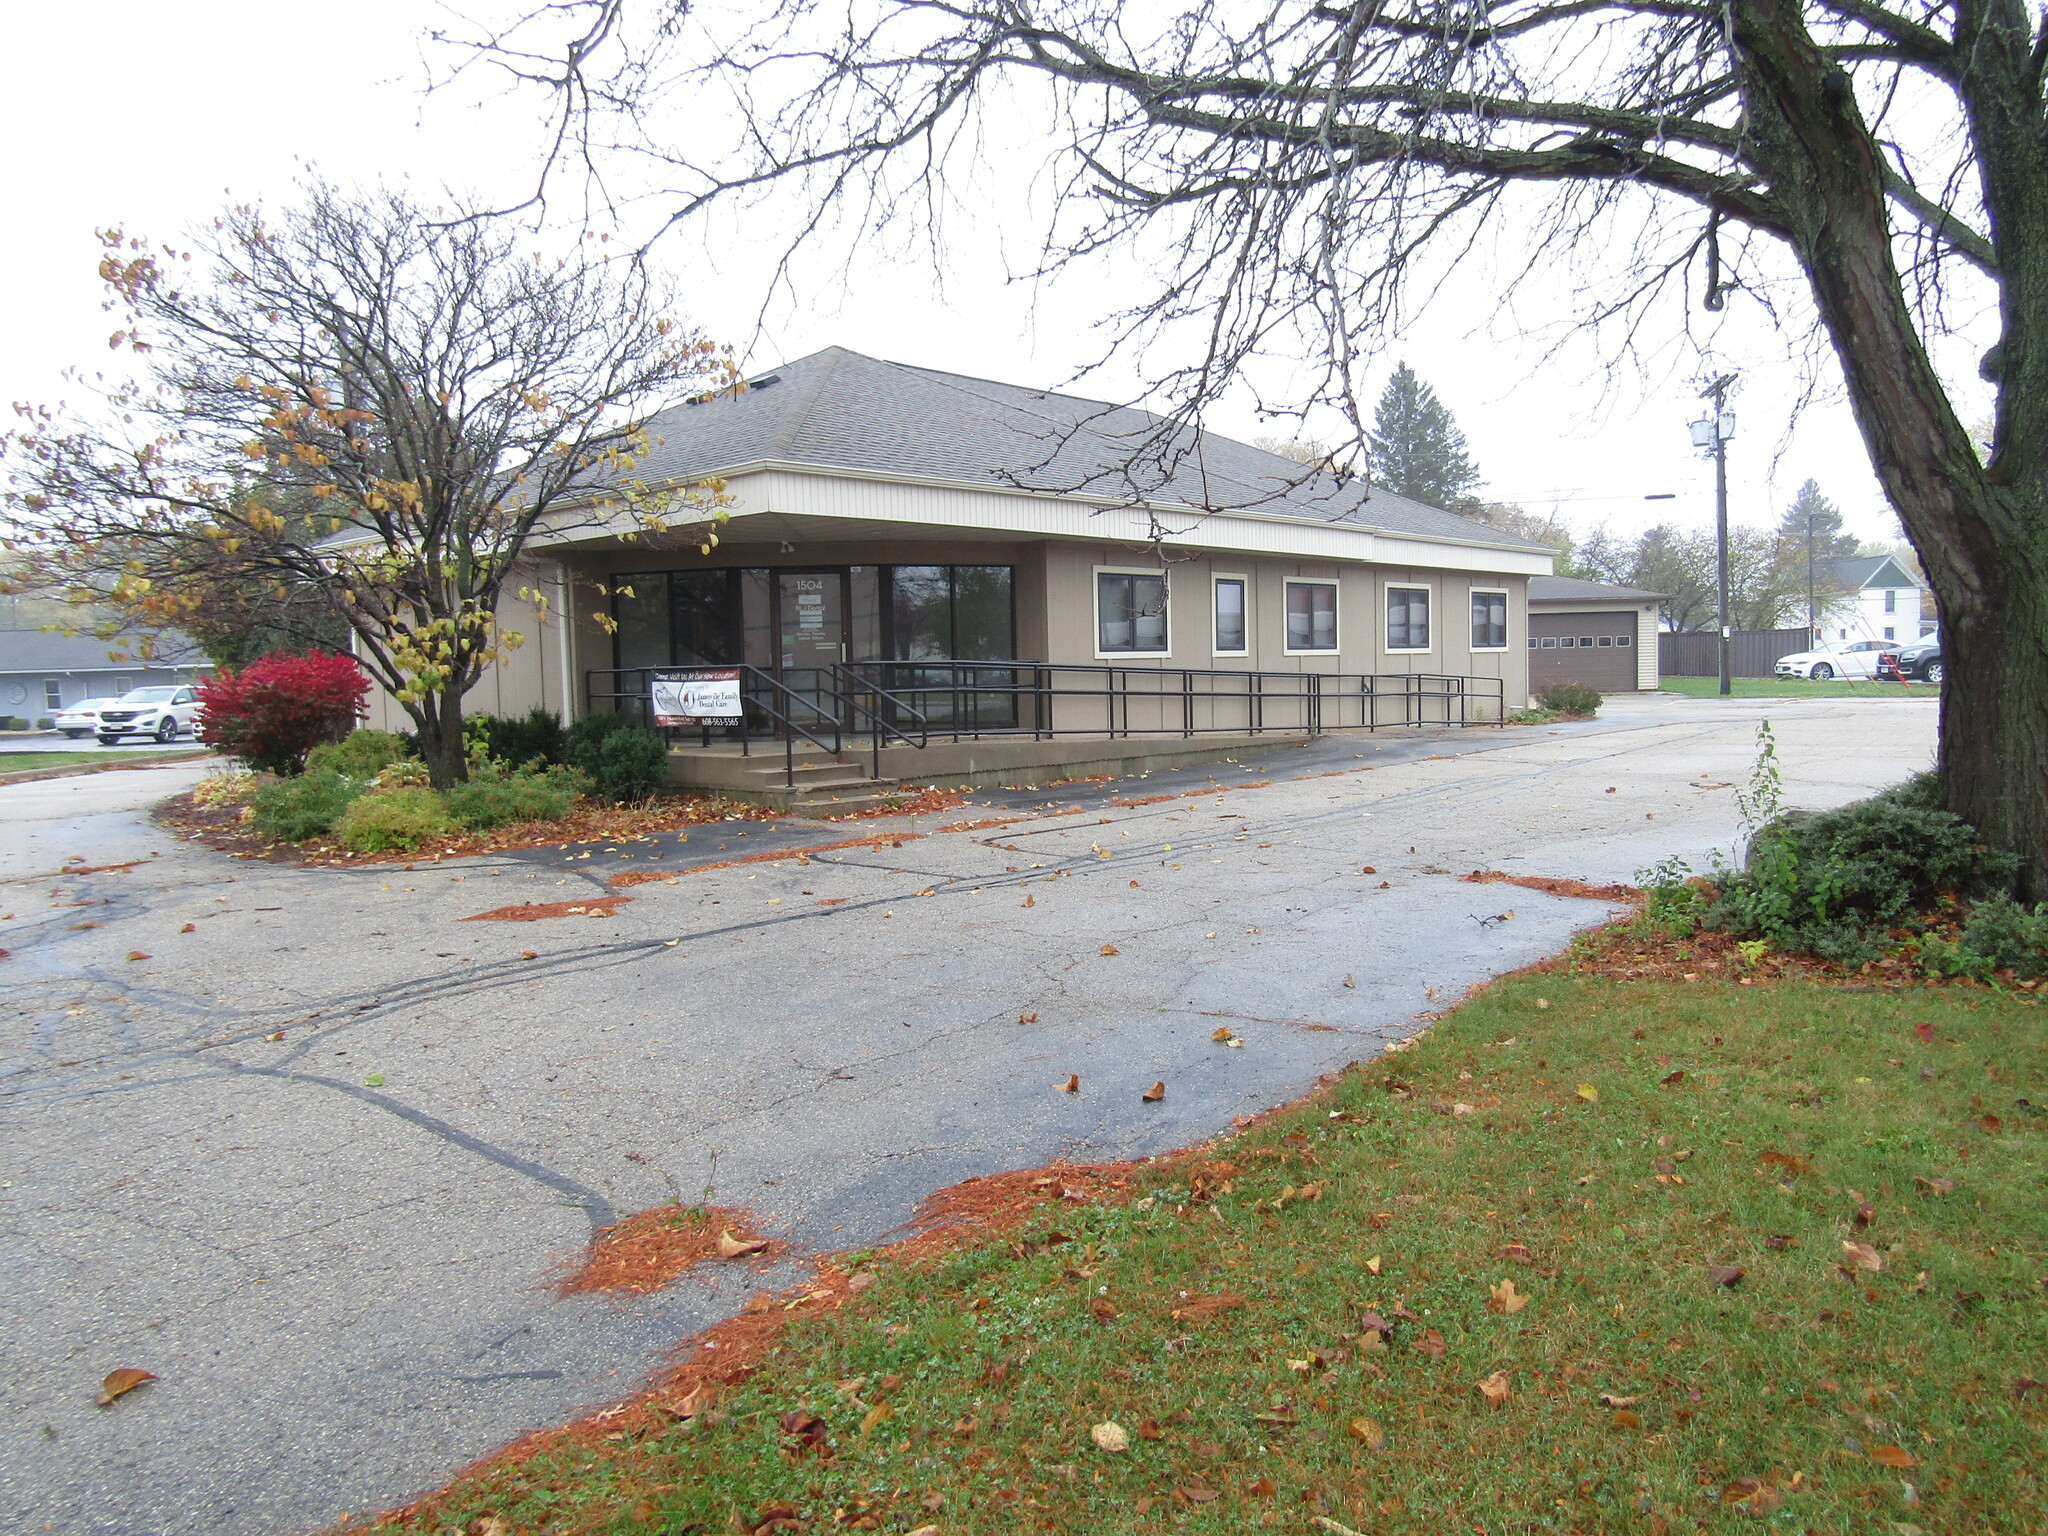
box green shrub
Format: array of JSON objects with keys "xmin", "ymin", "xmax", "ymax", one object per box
[
  {"xmin": 332, "ymin": 786, "xmax": 457, "ymax": 852},
  {"xmin": 249, "ymin": 768, "xmax": 364, "ymax": 841},
  {"xmin": 1953, "ymin": 895, "xmax": 2048, "ymax": 978},
  {"xmin": 1634, "ymin": 855, "xmax": 1711, "ymax": 939},
  {"xmin": 444, "ymin": 762, "xmax": 583, "ymax": 829},
  {"xmin": 305, "ymin": 728, "xmax": 409, "ymax": 779},
  {"xmin": 468, "ymin": 707, "xmax": 565, "ymax": 770},
  {"xmin": 36, "ymin": 717, "xmax": 53, "ymax": 730},
  {"xmin": 1707, "ymin": 772, "xmax": 2017, "ymax": 964},
  {"xmin": 1535, "ymin": 682, "xmax": 1601, "ymax": 717},
  {"xmin": 566, "ymin": 714, "xmax": 669, "ymax": 802}
]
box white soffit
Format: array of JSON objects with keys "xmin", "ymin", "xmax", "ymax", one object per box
[{"xmin": 543, "ymin": 462, "xmax": 1553, "ymax": 577}]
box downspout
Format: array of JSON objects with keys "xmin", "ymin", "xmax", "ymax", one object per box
[{"xmin": 555, "ymin": 561, "xmax": 577, "ymax": 723}]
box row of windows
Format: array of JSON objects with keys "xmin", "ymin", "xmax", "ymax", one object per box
[
  {"xmin": 1098, "ymin": 573, "xmax": 1511, "ymax": 657},
  {"xmin": 1529, "ymin": 635, "xmax": 1634, "ymax": 649}
]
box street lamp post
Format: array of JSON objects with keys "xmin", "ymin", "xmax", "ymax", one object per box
[{"xmin": 1689, "ymin": 377, "xmax": 1738, "ymax": 697}]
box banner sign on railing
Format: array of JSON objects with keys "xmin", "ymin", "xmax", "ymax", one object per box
[{"xmin": 651, "ymin": 668, "xmax": 743, "ymax": 726}]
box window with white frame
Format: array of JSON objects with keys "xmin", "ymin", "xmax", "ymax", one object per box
[
  {"xmin": 1386, "ymin": 585, "xmax": 1431, "ymax": 651},
  {"xmin": 1212, "ymin": 576, "xmax": 1247, "ymax": 654},
  {"xmin": 1284, "ymin": 581, "xmax": 1337, "ymax": 651},
  {"xmin": 44, "ymin": 679, "xmax": 62, "ymax": 711},
  {"xmin": 1469, "ymin": 590, "xmax": 1507, "ymax": 650},
  {"xmin": 1096, "ymin": 571, "xmax": 1169, "ymax": 654},
  {"xmin": 1884, "ymin": 588, "xmax": 1897, "ymax": 613}
]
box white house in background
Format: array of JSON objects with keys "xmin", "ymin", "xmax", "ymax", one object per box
[{"xmin": 1814, "ymin": 555, "xmax": 1931, "ymax": 644}]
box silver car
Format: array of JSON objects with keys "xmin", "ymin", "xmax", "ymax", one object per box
[{"xmin": 53, "ymin": 697, "xmax": 120, "ymax": 739}]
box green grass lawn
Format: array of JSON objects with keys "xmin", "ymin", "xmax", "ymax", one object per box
[
  {"xmin": 0, "ymin": 748, "xmax": 202, "ymax": 772},
  {"xmin": 376, "ymin": 972, "xmax": 2047, "ymax": 1536},
  {"xmin": 1661, "ymin": 674, "xmax": 1939, "ymax": 700}
]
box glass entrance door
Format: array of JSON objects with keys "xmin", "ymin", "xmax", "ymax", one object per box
[{"xmin": 777, "ymin": 571, "xmax": 847, "ymax": 727}]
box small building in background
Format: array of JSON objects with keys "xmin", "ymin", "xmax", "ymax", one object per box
[
  {"xmin": 0, "ymin": 629, "xmax": 209, "ymax": 724},
  {"xmin": 1524, "ymin": 576, "xmax": 1663, "ymax": 692}
]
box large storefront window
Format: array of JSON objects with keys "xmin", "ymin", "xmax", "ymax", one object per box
[{"xmin": 611, "ymin": 564, "xmax": 1015, "ymax": 672}]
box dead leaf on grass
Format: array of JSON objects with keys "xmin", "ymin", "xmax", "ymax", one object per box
[
  {"xmin": 1091, "ymin": 1421, "xmax": 1130, "ymax": 1452},
  {"xmin": 1170, "ymin": 1292, "xmax": 1245, "ymax": 1325},
  {"xmin": 1575, "ymin": 1083, "xmax": 1599, "ymax": 1103},
  {"xmin": 95, "ymin": 1368, "xmax": 155, "ymax": 1407},
  {"xmin": 1598, "ymin": 1393, "xmax": 1639, "ymax": 1408},
  {"xmin": 1914, "ymin": 1021, "xmax": 1935, "ymax": 1043},
  {"xmin": 1720, "ymin": 1478, "xmax": 1781, "ymax": 1515},
  {"xmin": 1707, "ymin": 1265, "xmax": 1747, "ymax": 1289},
  {"xmin": 1135, "ymin": 1417, "xmax": 1165, "ymax": 1440},
  {"xmin": 1496, "ymin": 1242, "xmax": 1535, "ymax": 1266},
  {"xmin": 1476, "ymin": 1371, "xmax": 1511, "ymax": 1407},
  {"xmin": 1413, "ymin": 1328, "xmax": 1447, "ymax": 1359},
  {"xmin": 475, "ymin": 1518, "xmax": 512, "ymax": 1536},
  {"xmin": 1766, "ymin": 1234, "xmax": 1795, "ymax": 1251},
  {"xmin": 1841, "ymin": 1240, "xmax": 1885, "ymax": 1273},
  {"xmin": 1659, "ymin": 1069, "xmax": 1686, "ymax": 1086},
  {"xmin": 1913, "ymin": 1175, "xmax": 1955, "ymax": 1196},
  {"xmin": 1348, "ymin": 1416, "xmax": 1386, "ymax": 1450},
  {"xmin": 1488, "ymin": 1279, "xmax": 1528, "ymax": 1314},
  {"xmin": 1757, "ymin": 1149, "xmax": 1813, "ymax": 1178},
  {"xmin": 1869, "ymin": 1445, "xmax": 1918, "ymax": 1468},
  {"xmin": 1610, "ymin": 1408, "xmax": 1641, "ymax": 1429}
]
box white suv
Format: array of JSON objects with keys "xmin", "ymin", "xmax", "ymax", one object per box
[{"xmin": 95, "ymin": 685, "xmax": 200, "ymax": 744}]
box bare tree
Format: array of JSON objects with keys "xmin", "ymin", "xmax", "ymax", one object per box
[
  {"xmin": 458, "ymin": 1, "xmax": 2048, "ymax": 889},
  {"xmin": 3, "ymin": 183, "xmax": 734, "ymax": 786}
]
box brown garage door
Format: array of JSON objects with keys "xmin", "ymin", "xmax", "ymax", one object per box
[{"xmin": 1528, "ymin": 611, "xmax": 1639, "ymax": 692}]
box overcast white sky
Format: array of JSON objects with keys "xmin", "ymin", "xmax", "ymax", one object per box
[{"xmin": 2, "ymin": 1, "xmax": 1997, "ymax": 551}]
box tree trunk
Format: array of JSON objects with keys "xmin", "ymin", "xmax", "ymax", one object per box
[
  {"xmin": 1929, "ymin": 490, "xmax": 2048, "ymax": 898},
  {"xmin": 419, "ymin": 686, "xmax": 469, "ymax": 791},
  {"xmin": 1735, "ymin": 0, "xmax": 2048, "ymax": 896}
]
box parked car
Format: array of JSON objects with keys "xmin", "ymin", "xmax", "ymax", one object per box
[
  {"xmin": 1879, "ymin": 637, "xmax": 1943, "ymax": 683},
  {"xmin": 95, "ymin": 685, "xmax": 200, "ymax": 744},
  {"xmin": 52, "ymin": 697, "xmax": 120, "ymax": 739},
  {"xmin": 1773, "ymin": 639, "xmax": 1892, "ymax": 680}
]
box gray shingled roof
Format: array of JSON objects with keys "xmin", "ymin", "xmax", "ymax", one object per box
[
  {"xmin": 624, "ymin": 347, "xmax": 1552, "ymax": 553},
  {"xmin": 1528, "ymin": 575, "xmax": 1667, "ymax": 603},
  {"xmin": 0, "ymin": 629, "xmax": 207, "ymax": 674},
  {"xmin": 1819, "ymin": 555, "xmax": 1919, "ymax": 590}
]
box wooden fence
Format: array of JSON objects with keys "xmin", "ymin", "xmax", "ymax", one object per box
[{"xmin": 1657, "ymin": 627, "xmax": 1811, "ymax": 678}]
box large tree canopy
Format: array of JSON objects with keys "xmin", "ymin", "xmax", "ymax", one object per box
[
  {"xmin": 461, "ymin": 0, "xmax": 2048, "ymax": 889},
  {"xmin": 2, "ymin": 184, "xmax": 735, "ymax": 785}
]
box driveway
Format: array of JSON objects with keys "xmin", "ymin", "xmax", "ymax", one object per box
[{"xmin": 0, "ymin": 693, "xmax": 1937, "ymax": 1534}]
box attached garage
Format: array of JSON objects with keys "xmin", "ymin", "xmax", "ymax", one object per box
[{"xmin": 1525, "ymin": 576, "xmax": 1664, "ymax": 693}]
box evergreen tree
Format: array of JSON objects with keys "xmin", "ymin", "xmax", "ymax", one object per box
[
  {"xmin": 1367, "ymin": 364, "xmax": 1481, "ymax": 510},
  {"xmin": 1777, "ymin": 480, "xmax": 1860, "ymax": 561}
]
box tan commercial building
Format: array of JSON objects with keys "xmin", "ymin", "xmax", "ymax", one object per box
[{"xmin": 366, "ymin": 348, "xmax": 1558, "ymax": 795}]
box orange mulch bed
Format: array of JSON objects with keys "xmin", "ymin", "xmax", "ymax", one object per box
[
  {"xmin": 1529, "ymin": 908, "xmax": 2046, "ymax": 994},
  {"xmin": 1461, "ymin": 868, "xmax": 1639, "ymax": 904},
  {"xmin": 461, "ymin": 897, "xmax": 634, "ymax": 923},
  {"xmin": 555, "ymin": 1205, "xmax": 784, "ymax": 1297},
  {"xmin": 157, "ymin": 791, "xmax": 779, "ymax": 867},
  {"xmin": 607, "ymin": 834, "xmax": 926, "ymax": 887}
]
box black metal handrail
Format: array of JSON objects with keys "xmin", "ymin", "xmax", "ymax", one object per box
[
  {"xmin": 839, "ymin": 659, "xmax": 1504, "ymax": 741},
  {"xmin": 828, "ymin": 664, "xmax": 930, "ymax": 780},
  {"xmin": 585, "ymin": 659, "xmax": 1507, "ymax": 781}
]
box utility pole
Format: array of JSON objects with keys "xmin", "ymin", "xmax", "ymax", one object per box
[
  {"xmin": 1689, "ymin": 377, "xmax": 1738, "ymax": 696},
  {"xmin": 1806, "ymin": 505, "xmax": 1817, "ymax": 644}
]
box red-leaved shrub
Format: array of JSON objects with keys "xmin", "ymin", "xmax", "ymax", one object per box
[{"xmin": 196, "ymin": 651, "xmax": 370, "ymax": 775}]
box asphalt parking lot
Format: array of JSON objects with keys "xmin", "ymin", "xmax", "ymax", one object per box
[{"xmin": 0, "ymin": 692, "xmax": 1938, "ymax": 1534}]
